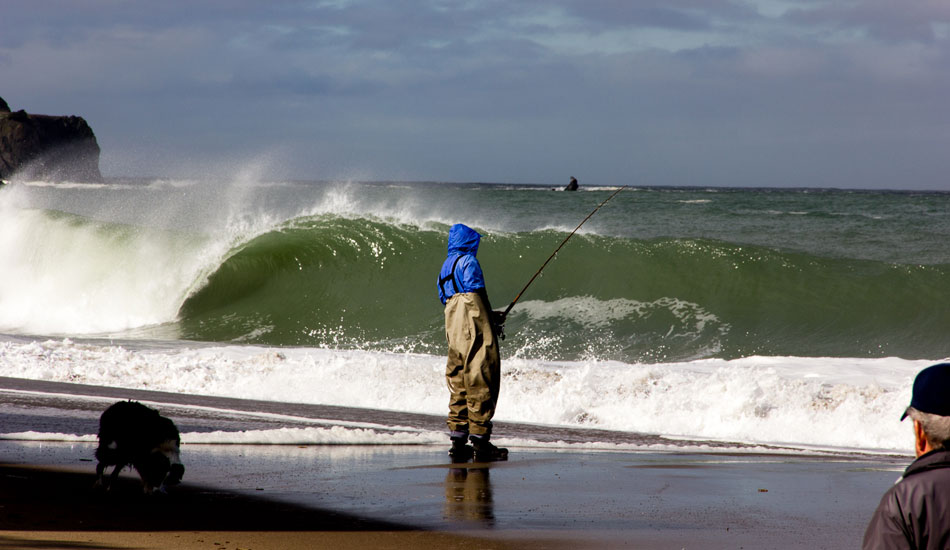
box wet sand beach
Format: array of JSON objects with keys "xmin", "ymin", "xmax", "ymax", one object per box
[{"xmin": 1, "ymin": 376, "xmax": 908, "ymax": 549}]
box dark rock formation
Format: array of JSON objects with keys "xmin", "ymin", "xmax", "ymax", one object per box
[
  {"xmin": 564, "ymin": 176, "xmax": 578, "ymax": 191},
  {"xmin": 0, "ymin": 96, "xmax": 103, "ymax": 182}
]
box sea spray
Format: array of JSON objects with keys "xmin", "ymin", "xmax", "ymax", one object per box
[
  {"xmin": 0, "ymin": 176, "xmax": 367, "ymax": 337},
  {"xmin": 0, "ymin": 207, "xmax": 208, "ymax": 334}
]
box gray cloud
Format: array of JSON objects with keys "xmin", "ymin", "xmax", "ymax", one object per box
[
  {"xmin": 784, "ymin": 1, "xmax": 950, "ymax": 44},
  {"xmin": 2, "ymin": 0, "xmax": 948, "ymax": 189}
]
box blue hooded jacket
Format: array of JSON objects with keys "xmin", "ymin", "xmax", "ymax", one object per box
[{"xmin": 437, "ymin": 224, "xmax": 485, "ymax": 305}]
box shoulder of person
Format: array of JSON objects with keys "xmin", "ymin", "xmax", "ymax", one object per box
[
  {"xmin": 903, "ymin": 449, "xmax": 950, "ymax": 480},
  {"xmin": 459, "ymin": 253, "xmax": 481, "ymax": 267}
]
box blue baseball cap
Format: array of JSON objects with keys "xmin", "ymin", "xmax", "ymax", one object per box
[{"xmin": 902, "ymin": 363, "xmax": 950, "ymax": 420}]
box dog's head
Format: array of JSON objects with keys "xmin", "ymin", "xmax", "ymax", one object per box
[
  {"xmin": 167, "ymin": 462, "xmax": 185, "ymax": 485},
  {"xmin": 138, "ymin": 439, "xmax": 185, "ymax": 493}
]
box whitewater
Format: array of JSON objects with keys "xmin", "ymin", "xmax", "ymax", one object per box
[
  {"xmin": 1, "ymin": 177, "xmax": 948, "ymax": 455},
  {"xmin": 0, "ymin": 337, "xmax": 927, "ymax": 453}
]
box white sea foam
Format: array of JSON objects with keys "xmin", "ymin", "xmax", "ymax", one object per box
[
  {"xmin": 519, "ymin": 296, "xmax": 725, "ymax": 334},
  {"xmin": 0, "ymin": 178, "xmax": 305, "ymax": 336},
  {"xmin": 0, "ymin": 207, "xmax": 217, "ymax": 335},
  {"xmin": 0, "ymin": 427, "xmax": 441, "ymax": 445},
  {"xmin": 0, "ymin": 338, "xmax": 929, "ymax": 453}
]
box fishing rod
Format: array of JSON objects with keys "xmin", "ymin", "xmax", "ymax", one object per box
[{"xmin": 501, "ymin": 185, "xmax": 628, "ymax": 319}]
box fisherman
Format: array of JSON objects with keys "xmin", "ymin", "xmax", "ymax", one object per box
[
  {"xmin": 437, "ymin": 223, "xmax": 508, "ymax": 462},
  {"xmin": 863, "ymin": 362, "xmax": 950, "ymax": 549},
  {"xmin": 565, "ymin": 176, "xmax": 579, "ymax": 191}
]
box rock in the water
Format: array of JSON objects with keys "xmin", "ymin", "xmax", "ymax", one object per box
[{"xmin": 0, "ymin": 96, "xmax": 103, "ymax": 183}]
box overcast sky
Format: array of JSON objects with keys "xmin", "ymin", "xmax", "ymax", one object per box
[{"xmin": 3, "ymin": 1, "xmax": 949, "ymax": 189}]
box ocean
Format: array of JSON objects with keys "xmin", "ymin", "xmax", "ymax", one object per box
[{"xmin": 1, "ymin": 178, "xmax": 947, "ymax": 454}]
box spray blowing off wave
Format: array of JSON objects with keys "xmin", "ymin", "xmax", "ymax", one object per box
[
  {"xmin": 0, "ymin": 180, "xmax": 412, "ymax": 338},
  {"xmin": 0, "ymin": 208, "xmax": 218, "ymax": 335}
]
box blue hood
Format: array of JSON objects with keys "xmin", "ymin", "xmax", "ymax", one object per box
[
  {"xmin": 438, "ymin": 224, "xmax": 485, "ymax": 304},
  {"xmin": 447, "ymin": 223, "xmax": 480, "ymax": 256}
]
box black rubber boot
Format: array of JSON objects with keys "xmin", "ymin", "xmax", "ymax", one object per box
[
  {"xmin": 471, "ymin": 436, "xmax": 508, "ymax": 462},
  {"xmin": 448, "ymin": 435, "xmax": 474, "ymax": 462}
]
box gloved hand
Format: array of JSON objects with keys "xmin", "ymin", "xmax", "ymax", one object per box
[
  {"xmin": 491, "ymin": 310, "xmax": 507, "ymax": 327},
  {"xmin": 491, "ymin": 310, "xmax": 507, "ymax": 340}
]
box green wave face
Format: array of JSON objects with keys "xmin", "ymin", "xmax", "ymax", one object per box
[
  {"xmin": 177, "ymin": 216, "xmax": 447, "ymax": 352},
  {"xmin": 176, "ymin": 215, "xmax": 950, "ymax": 361}
]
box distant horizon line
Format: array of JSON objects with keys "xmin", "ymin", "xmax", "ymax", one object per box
[
  {"xmin": 5, "ymin": 174, "xmax": 945, "ymax": 195},
  {"xmin": 84, "ymin": 175, "xmax": 949, "ymax": 195}
]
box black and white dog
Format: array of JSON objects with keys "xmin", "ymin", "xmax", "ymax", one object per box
[{"xmin": 94, "ymin": 400, "xmax": 184, "ymax": 494}]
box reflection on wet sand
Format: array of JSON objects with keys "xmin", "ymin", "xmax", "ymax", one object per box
[{"xmin": 444, "ymin": 466, "xmax": 494, "ymax": 526}]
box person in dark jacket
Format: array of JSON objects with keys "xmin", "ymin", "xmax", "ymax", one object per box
[
  {"xmin": 437, "ymin": 224, "xmax": 508, "ymax": 462},
  {"xmin": 863, "ymin": 363, "xmax": 950, "ymax": 549}
]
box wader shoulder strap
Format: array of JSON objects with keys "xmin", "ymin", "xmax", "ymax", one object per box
[{"xmin": 439, "ymin": 255, "xmax": 464, "ymax": 297}]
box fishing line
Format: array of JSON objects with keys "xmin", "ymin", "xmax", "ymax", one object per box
[{"xmin": 502, "ymin": 186, "xmax": 627, "ymax": 318}]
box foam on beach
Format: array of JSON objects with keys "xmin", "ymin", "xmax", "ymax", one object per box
[{"xmin": 0, "ymin": 337, "xmax": 925, "ymax": 453}]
